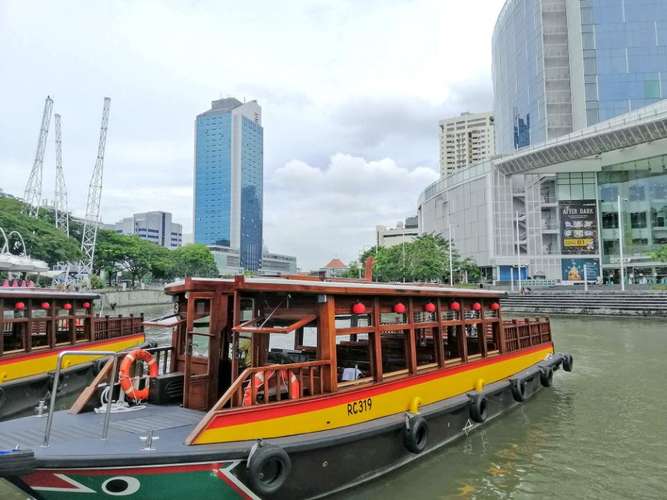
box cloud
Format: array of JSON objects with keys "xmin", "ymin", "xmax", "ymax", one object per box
[{"xmin": 265, "ymin": 154, "xmax": 438, "ymax": 269}]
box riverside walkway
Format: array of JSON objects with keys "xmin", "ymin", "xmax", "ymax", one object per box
[{"xmin": 501, "ymin": 289, "xmax": 667, "ymax": 317}]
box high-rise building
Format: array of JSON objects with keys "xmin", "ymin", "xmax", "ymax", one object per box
[
  {"xmin": 194, "ymin": 97, "xmax": 263, "ymax": 271},
  {"xmin": 493, "ymin": 0, "xmax": 667, "ymax": 155},
  {"xmin": 110, "ymin": 211, "xmax": 183, "ymax": 249},
  {"xmin": 438, "ymin": 112, "xmax": 495, "ymax": 177}
]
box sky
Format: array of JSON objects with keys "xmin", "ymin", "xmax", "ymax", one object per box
[{"xmin": 0, "ymin": 0, "xmax": 506, "ymax": 270}]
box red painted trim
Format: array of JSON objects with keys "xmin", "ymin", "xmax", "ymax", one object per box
[
  {"xmin": 0, "ymin": 333, "xmax": 144, "ymax": 365},
  {"xmin": 213, "ymin": 468, "xmax": 252, "ymax": 499},
  {"xmin": 206, "ymin": 343, "xmax": 554, "ymax": 429},
  {"xmin": 41, "ymin": 462, "xmax": 219, "ymax": 476}
]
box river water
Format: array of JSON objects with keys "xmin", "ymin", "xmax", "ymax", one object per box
[{"xmin": 2, "ymin": 314, "xmax": 665, "ymax": 499}]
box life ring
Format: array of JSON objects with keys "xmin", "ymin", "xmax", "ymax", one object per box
[
  {"xmin": 510, "ymin": 378, "xmax": 527, "ymax": 402},
  {"xmin": 243, "ymin": 370, "xmax": 300, "ymax": 406},
  {"xmin": 247, "ymin": 444, "xmax": 291, "ymax": 495},
  {"xmin": 403, "ymin": 414, "xmax": 428, "ymax": 454},
  {"xmin": 469, "ymin": 393, "xmax": 488, "ymax": 423},
  {"xmin": 539, "ymin": 366, "xmax": 553, "ymax": 387},
  {"xmin": 119, "ymin": 349, "xmax": 158, "ymax": 401}
]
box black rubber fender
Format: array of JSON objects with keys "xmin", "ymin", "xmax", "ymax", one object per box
[
  {"xmin": 540, "ymin": 366, "xmax": 553, "ymax": 387},
  {"xmin": 247, "ymin": 444, "xmax": 291, "ymax": 495},
  {"xmin": 563, "ymin": 354, "xmax": 574, "ymax": 372},
  {"xmin": 403, "ymin": 414, "xmax": 428, "ymax": 454},
  {"xmin": 469, "ymin": 393, "xmax": 488, "ymax": 423},
  {"xmin": 0, "ymin": 449, "xmax": 36, "ymax": 477},
  {"xmin": 510, "ymin": 378, "xmax": 527, "ymax": 402}
]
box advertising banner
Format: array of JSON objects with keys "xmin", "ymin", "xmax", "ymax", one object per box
[
  {"xmin": 561, "ymin": 258, "xmax": 599, "ymax": 282},
  {"xmin": 560, "ymin": 200, "xmax": 598, "ymax": 255}
]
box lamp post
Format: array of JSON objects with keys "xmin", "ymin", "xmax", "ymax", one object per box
[
  {"xmin": 515, "ymin": 210, "xmax": 522, "ymax": 292},
  {"xmin": 617, "ymin": 195, "xmax": 625, "ymax": 291},
  {"xmin": 448, "ymin": 225, "xmax": 454, "ymax": 287}
]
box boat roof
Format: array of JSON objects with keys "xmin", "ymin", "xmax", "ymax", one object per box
[
  {"xmin": 0, "ymin": 288, "xmax": 100, "ymax": 300},
  {"xmin": 165, "ymin": 276, "xmax": 501, "ymax": 299}
]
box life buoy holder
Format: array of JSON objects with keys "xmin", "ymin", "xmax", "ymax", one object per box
[
  {"xmin": 118, "ymin": 349, "xmax": 158, "ymax": 401},
  {"xmin": 243, "ymin": 369, "xmax": 300, "ymax": 406}
]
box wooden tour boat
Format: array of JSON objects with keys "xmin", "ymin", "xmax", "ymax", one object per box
[
  {"xmin": 0, "ymin": 288, "xmax": 146, "ymax": 420},
  {"xmin": 0, "ymin": 275, "xmax": 573, "ymax": 499}
]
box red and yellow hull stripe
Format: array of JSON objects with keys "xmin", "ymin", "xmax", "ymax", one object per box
[
  {"xmin": 0, "ymin": 334, "xmax": 145, "ymax": 383},
  {"xmin": 193, "ymin": 343, "xmax": 554, "ymax": 444}
]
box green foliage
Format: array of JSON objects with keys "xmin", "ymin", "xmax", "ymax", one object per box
[
  {"xmin": 652, "ymin": 245, "xmax": 667, "ymax": 263},
  {"xmin": 172, "ymin": 244, "xmax": 218, "ymax": 278},
  {"xmin": 89, "ymin": 274, "xmax": 105, "ymax": 289},
  {"xmin": 0, "ymin": 196, "xmax": 81, "ymax": 266},
  {"xmin": 347, "ymin": 234, "xmax": 481, "ymax": 284}
]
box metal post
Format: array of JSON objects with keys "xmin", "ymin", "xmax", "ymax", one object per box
[
  {"xmin": 449, "ymin": 226, "xmax": 454, "ymax": 287},
  {"xmin": 617, "ymin": 195, "xmax": 625, "ymax": 291},
  {"xmin": 516, "ymin": 211, "xmax": 522, "ymax": 292},
  {"xmin": 584, "ymin": 264, "xmax": 589, "ymax": 292}
]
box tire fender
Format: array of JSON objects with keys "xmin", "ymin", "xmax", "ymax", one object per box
[
  {"xmin": 510, "ymin": 378, "xmax": 527, "ymax": 402},
  {"xmin": 469, "ymin": 393, "xmax": 488, "ymax": 423},
  {"xmin": 403, "ymin": 414, "xmax": 428, "ymax": 454},
  {"xmin": 562, "ymin": 354, "xmax": 574, "ymax": 372},
  {"xmin": 540, "ymin": 366, "xmax": 553, "ymax": 387},
  {"xmin": 247, "ymin": 443, "xmax": 291, "ymax": 495}
]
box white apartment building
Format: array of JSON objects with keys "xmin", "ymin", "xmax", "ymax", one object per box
[
  {"xmin": 376, "ymin": 216, "xmax": 420, "ymax": 248},
  {"xmin": 439, "ymin": 112, "xmax": 495, "ymax": 178},
  {"xmin": 110, "ymin": 211, "xmax": 183, "ymax": 249}
]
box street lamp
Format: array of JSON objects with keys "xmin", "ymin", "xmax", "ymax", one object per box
[{"xmin": 617, "ymin": 195, "xmax": 626, "ymax": 291}]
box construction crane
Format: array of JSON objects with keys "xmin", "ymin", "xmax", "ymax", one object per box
[
  {"xmin": 53, "ymin": 113, "xmax": 69, "ymax": 236},
  {"xmin": 78, "ymin": 97, "xmax": 111, "ymax": 279},
  {"xmin": 23, "ymin": 96, "xmax": 54, "ymax": 217}
]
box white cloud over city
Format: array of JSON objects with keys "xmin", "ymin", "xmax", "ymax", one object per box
[{"xmin": 0, "ymin": 0, "xmax": 505, "ymax": 269}]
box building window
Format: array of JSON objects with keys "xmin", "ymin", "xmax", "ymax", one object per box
[
  {"xmin": 602, "ymin": 212, "xmax": 619, "ymax": 229},
  {"xmin": 630, "ymin": 212, "xmax": 647, "ymax": 228}
]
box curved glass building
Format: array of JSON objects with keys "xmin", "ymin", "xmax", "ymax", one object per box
[{"xmin": 493, "ymin": 0, "xmax": 667, "ymax": 155}]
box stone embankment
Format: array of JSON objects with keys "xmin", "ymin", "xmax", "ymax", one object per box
[
  {"xmin": 501, "ymin": 289, "xmax": 667, "ymax": 317},
  {"xmin": 96, "ymin": 288, "xmax": 172, "ymax": 310}
]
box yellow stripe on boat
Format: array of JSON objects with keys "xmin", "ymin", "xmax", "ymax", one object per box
[
  {"xmin": 193, "ymin": 344, "xmax": 553, "ymax": 444},
  {"xmin": 0, "ymin": 334, "xmax": 145, "ymax": 383}
]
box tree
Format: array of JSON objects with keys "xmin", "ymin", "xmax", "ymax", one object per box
[
  {"xmin": 95, "ymin": 231, "xmax": 165, "ymax": 286},
  {"xmin": 652, "ymin": 245, "xmax": 667, "ymax": 263},
  {"xmin": 172, "ymin": 244, "xmax": 218, "ymax": 278},
  {"xmin": 0, "ymin": 197, "xmax": 81, "ymax": 266}
]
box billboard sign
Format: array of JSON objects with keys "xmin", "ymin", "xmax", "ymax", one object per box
[
  {"xmin": 560, "ymin": 200, "xmax": 598, "ymax": 255},
  {"xmin": 561, "ymin": 258, "xmax": 599, "ymax": 282}
]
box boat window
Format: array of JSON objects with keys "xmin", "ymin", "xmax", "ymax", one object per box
[
  {"xmin": 484, "ymin": 323, "xmax": 500, "ymax": 354},
  {"xmin": 415, "ymin": 327, "xmax": 438, "ymax": 367},
  {"xmin": 413, "ymin": 310, "xmax": 435, "ymax": 324},
  {"xmin": 2, "ymin": 310, "xmax": 25, "ymax": 353},
  {"xmin": 466, "ymin": 324, "xmax": 482, "ymax": 357},
  {"xmin": 268, "ymin": 324, "xmax": 318, "ymax": 364},
  {"xmin": 30, "ymin": 309, "xmax": 50, "ymax": 349},
  {"xmin": 381, "ymin": 330, "xmax": 408, "ymax": 374},
  {"xmin": 335, "ymin": 314, "xmax": 371, "ymax": 329},
  {"xmin": 336, "ymin": 333, "xmax": 372, "ymax": 382},
  {"xmin": 443, "ymin": 325, "xmax": 462, "ymax": 363},
  {"xmin": 380, "ymin": 312, "xmax": 405, "ymax": 325},
  {"xmin": 55, "ymin": 317, "xmax": 72, "ymax": 345}
]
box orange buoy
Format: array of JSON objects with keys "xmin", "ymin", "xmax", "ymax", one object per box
[{"xmin": 118, "ymin": 349, "xmax": 158, "ymax": 401}]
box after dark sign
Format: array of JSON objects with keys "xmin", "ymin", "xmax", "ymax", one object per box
[{"xmin": 560, "ymin": 200, "xmax": 597, "ymax": 255}]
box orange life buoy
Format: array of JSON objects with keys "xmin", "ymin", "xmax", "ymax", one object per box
[
  {"xmin": 118, "ymin": 349, "xmax": 158, "ymax": 401},
  {"xmin": 242, "ymin": 369, "xmax": 300, "ymax": 406}
]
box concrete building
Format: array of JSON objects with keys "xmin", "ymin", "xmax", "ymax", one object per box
[
  {"xmin": 376, "ymin": 216, "xmax": 420, "ymax": 248},
  {"xmin": 209, "ymin": 246, "xmax": 297, "ymax": 277},
  {"xmin": 320, "ymin": 258, "xmax": 348, "ymax": 278},
  {"xmin": 418, "ymin": 100, "xmax": 667, "ymax": 285},
  {"xmin": 194, "ymin": 97, "xmax": 263, "ymax": 271},
  {"xmin": 439, "ymin": 112, "xmax": 495, "ymax": 177},
  {"xmin": 110, "ymin": 211, "xmax": 182, "ymax": 249},
  {"xmin": 493, "ymin": 0, "xmax": 667, "ymax": 155}
]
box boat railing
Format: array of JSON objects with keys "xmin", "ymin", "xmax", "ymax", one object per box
[
  {"xmin": 213, "ymin": 359, "xmax": 331, "ymax": 411},
  {"xmin": 502, "ymin": 318, "xmax": 551, "ymax": 352}
]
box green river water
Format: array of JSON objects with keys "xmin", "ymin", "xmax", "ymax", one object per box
[{"xmin": 2, "ymin": 314, "xmax": 666, "ymax": 499}]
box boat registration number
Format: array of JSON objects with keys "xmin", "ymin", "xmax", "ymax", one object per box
[{"xmin": 347, "ymin": 397, "xmax": 373, "ymax": 416}]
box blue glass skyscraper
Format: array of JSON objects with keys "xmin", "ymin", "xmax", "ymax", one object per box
[
  {"xmin": 194, "ymin": 98, "xmax": 263, "ymax": 271},
  {"xmin": 493, "ymin": 0, "xmax": 667, "ymax": 155}
]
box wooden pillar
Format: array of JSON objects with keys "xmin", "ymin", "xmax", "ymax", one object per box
[
  {"xmin": 434, "ymin": 298, "xmax": 445, "ymax": 367},
  {"xmin": 406, "ymin": 298, "xmax": 417, "ymax": 374},
  {"xmin": 47, "ymin": 300, "xmax": 56, "ymax": 348},
  {"xmin": 0, "ymin": 299, "xmax": 4, "ymax": 355},
  {"xmin": 230, "ymin": 292, "xmax": 240, "ymax": 379},
  {"xmin": 25, "ymin": 300, "xmax": 32, "ymax": 352},
  {"xmin": 479, "ymin": 306, "xmax": 488, "ymax": 357},
  {"xmin": 207, "ymin": 294, "xmax": 226, "ymax": 407},
  {"xmin": 318, "ymin": 295, "xmax": 337, "ymax": 393},
  {"xmin": 372, "ymin": 297, "xmax": 383, "ymax": 382}
]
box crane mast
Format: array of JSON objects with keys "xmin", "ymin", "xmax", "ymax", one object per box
[
  {"xmin": 24, "ymin": 96, "xmax": 54, "ymax": 217},
  {"xmin": 79, "ymin": 97, "xmax": 111, "ymax": 279},
  {"xmin": 53, "ymin": 113, "xmax": 69, "ymax": 236}
]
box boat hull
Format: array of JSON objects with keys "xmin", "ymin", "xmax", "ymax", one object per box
[{"xmin": 13, "ymin": 355, "xmax": 565, "ymax": 500}]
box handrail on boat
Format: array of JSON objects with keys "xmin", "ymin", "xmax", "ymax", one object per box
[{"xmin": 43, "ymin": 350, "xmax": 119, "ymax": 447}]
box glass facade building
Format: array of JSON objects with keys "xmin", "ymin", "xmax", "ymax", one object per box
[{"xmin": 194, "ymin": 98, "xmax": 264, "ymax": 271}]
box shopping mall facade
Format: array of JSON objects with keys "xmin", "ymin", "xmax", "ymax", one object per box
[{"xmin": 418, "ymin": 0, "xmax": 667, "ymax": 284}]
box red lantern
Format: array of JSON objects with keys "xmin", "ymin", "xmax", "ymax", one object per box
[
  {"xmin": 449, "ymin": 301, "xmax": 461, "ymax": 311},
  {"xmin": 63, "ymin": 303, "xmax": 73, "ymax": 311},
  {"xmin": 424, "ymin": 302, "xmax": 436, "ymax": 313},
  {"xmin": 41, "ymin": 302, "xmax": 50, "ymax": 310},
  {"xmin": 393, "ymin": 302, "xmax": 406, "ymax": 314},
  {"xmin": 82, "ymin": 302, "xmax": 91, "ymax": 310},
  {"xmin": 352, "ymin": 302, "xmax": 366, "ymax": 315},
  {"xmin": 490, "ymin": 302, "xmax": 500, "ymax": 311},
  {"xmin": 472, "ymin": 302, "xmax": 482, "ymax": 311},
  {"xmin": 15, "ymin": 302, "xmax": 25, "ymax": 311}
]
